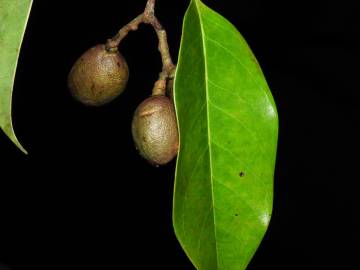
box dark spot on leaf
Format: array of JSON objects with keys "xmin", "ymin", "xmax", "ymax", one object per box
[
  {"xmin": 235, "ymin": 213, "xmax": 238, "ymax": 217},
  {"xmin": 239, "ymin": 171, "xmax": 245, "ymax": 177}
]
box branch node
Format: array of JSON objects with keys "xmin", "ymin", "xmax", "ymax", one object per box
[{"xmin": 107, "ymin": 0, "xmax": 176, "ymax": 87}]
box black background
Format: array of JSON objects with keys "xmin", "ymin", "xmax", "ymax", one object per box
[{"xmin": 0, "ymin": 0, "xmax": 359, "ymax": 269}]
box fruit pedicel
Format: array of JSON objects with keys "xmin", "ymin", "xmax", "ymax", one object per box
[{"xmin": 67, "ymin": 0, "xmax": 178, "ymax": 166}]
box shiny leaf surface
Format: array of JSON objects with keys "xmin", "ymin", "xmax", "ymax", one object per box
[{"xmin": 173, "ymin": 0, "xmax": 278, "ymax": 269}]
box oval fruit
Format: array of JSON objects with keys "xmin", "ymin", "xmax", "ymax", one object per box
[
  {"xmin": 68, "ymin": 44, "xmax": 129, "ymax": 106},
  {"xmin": 132, "ymin": 95, "xmax": 179, "ymax": 166}
]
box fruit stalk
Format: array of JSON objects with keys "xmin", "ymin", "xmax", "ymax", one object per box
[{"xmin": 106, "ymin": 0, "xmax": 176, "ymax": 92}]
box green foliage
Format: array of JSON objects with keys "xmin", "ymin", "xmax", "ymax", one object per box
[
  {"xmin": 0, "ymin": 0, "xmax": 33, "ymax": 153},
  {"xmin": 0, "ymin": 1, "xmax": 278, "ymax": 268},
  {"xmin": 173, "ymin": 0, "xmax": 278, "ymax": 269}
]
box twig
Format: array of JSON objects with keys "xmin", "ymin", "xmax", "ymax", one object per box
[{"xmin": 106, "ymin": 0, "xmax": 175, "ymax": 95}]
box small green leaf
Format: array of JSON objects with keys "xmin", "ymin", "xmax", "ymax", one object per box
[
  {"xmin": 173, "ymin": 0, "xmax": 278, "ymax": 269},
  {"xmin": 0, "ymin": 0, "xmax": 33, "ymax": 153}
]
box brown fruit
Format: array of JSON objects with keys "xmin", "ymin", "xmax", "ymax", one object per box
[
  {"xmin": 68, "ymin": 44, "xmax": 129, "ymax": 106},
  {"xmin": 132, "ymin": 95, "xmax": 179, "ymax": 166}
]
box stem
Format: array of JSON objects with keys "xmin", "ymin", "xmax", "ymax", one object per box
[
  {"xmin": 106, "ymin": 0, "xmax": 176, "ymax": 95},
  {"xmin": 144, "ymin": 0, "xmax": 156, "ymax": 16},
  {"xmin": 106, "ymin": 14, "xmax": 144, "ymax": 50}
]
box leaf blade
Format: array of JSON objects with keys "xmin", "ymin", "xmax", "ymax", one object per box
[
  {"xmin": 0, "ymin": 0, "xmax": 33, "ymax": 153},
  {"xmin": 173, "ymin": 1, "xmax": 278, "ymax": 269}
]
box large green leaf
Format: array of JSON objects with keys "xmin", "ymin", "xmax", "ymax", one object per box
[
  {"xmin": 173, "ymin": 0, "xmax": 278, "ymax": 269},
  {"xmin": 0, "ymin": 0, "xmax": 33, "ymax": 153}
]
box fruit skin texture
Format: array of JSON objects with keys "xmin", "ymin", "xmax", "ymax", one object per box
[
  {"xmin": 68, "ymin": 44, "xmax": 129, "ymax": 106},
  {"xmin": 132, "ymin": 95, "xmax": 179, "ymax": 166}
]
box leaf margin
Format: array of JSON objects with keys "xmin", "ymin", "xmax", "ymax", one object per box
[
  {"xmin": 172, "ymin": 0, "xmax": 279, "ymax": 269},
  {"xmin": 0, "ymin": 0, "xmax": 33, "ymax": 154}
]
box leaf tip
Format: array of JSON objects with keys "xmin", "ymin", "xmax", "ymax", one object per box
[
  {"xmin": 10, "ymin": 135, "xmax": 28, "ymax": 155},
  {"xmin": 1, "ymin": 126, "xmax": 28, "ymax": 155}
]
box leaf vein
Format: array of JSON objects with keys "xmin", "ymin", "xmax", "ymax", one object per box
[
  {"xmin": 211, "ymin": 140, "xmax": 263, "ymax": 181},
  {"xmin": 205, "ymin": 36, "xmax": 265, "ymax": 92},
  {"xmin": 209, "ymin": 100, "xmax": 268, "ymax": 156}
]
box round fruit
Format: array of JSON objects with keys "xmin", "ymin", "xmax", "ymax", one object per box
[
  {"xmin": 68, "ymin": 44, "xmax": 129, "ymax": 106},
  {"xmin": 132, "ymin": 95, "xmax": 179, "ymax": 166}
]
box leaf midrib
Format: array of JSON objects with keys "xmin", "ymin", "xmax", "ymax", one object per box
[{"xmin": 194, "ymin": 0, "xmax": 219, "ymax": 268}]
